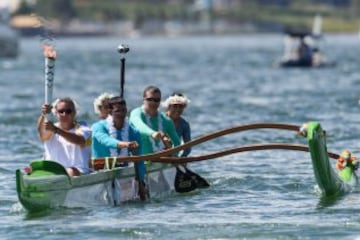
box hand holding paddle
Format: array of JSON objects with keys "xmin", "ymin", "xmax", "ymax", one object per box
[{"xmin": 160, "ymin": 133, "xmax": 173, "ymax": 151}]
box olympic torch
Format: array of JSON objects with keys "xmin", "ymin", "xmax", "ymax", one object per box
[{"xmin": 43, "ymin": 44, "xmax": 56, "ymax": 105}]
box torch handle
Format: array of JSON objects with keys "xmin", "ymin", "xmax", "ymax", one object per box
[{"xmin": 45, "ymin": 57, "xmax": 55, "ymax": 104}]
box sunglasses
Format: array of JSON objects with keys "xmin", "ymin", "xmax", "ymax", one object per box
[
  {"xmin": 57, "ymin": 109, "xmax": 73, "ymax": 114},
  {"xmin": 170, "ymin": 104, "xmax": 185, "ymax": 109},
  {"xmin": 112, "ymin": 108, "xmax": 127, "ymax": 113},
  {"xmin": 145, "ymin": 97, "xmax": 161, "ymax": 103}
]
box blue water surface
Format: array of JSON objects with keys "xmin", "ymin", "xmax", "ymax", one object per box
[{"xmin": 1, "ymin": 34, "xmax": 360, "ymax": 239}]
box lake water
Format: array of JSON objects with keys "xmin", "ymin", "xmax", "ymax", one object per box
[{"xmin": 1, "ymin": 34, "xmax": 360, "ymax": 239}]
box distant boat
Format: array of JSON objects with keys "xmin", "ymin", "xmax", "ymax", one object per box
[
  {"xmin": 0, "ymin": 7, "xmax": 19, "ymax": 58},
  {"xmin": 274, "ymin": 15, "xmax": 335, "ymax": 68}
]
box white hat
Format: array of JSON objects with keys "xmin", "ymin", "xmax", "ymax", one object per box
[
  {"xmin": 93, "ymin": 92, "xmax": 114, "ymax": 115},
  {"xmin": 162, "ymin": 93, "xmax": 190, "ymax": 108}
]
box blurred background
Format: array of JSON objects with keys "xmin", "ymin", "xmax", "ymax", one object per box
[{"xmin": 1, "ymin": 0, "xmax": 360, "ymax": 39}]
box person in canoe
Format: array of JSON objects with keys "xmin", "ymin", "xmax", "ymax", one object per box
[
  {"xmin": 163, "ymin": 92, "xmax": 191, "ymax": 157},
  {"xmin": 93, "ymin": 92, "xmax": 114, "ymax": 119},
  {"xmin": 37, "ymin": 97, "xmax": 92, "ymax": 176},
  {"xmin": 148, "ymin": 88, "xmax": 209, "ymax": 191},
  {"xmin": 129, "ymin": 85, "xmax": 180, "ymax": 155},
  {"xmin": 91, "ymin": 96, "xmax": 147, "ymax": 199}
]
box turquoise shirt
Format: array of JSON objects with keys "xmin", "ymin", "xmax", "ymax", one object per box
[
  {"xmin": 91, "ymin": 119, "xmax": 145, "ymax": 181},
  {"xmin": 129, "ymin": 107, "xmax": 180, "ymax": 155}
]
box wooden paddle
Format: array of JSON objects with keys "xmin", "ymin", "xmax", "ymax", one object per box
[
  {"xmin": 92, "ymin": 122, "xmax": 302, "ymax": 168},
  {"xmin": 160, "ymin": 134, "xmax": 210, "ymax": 191}
]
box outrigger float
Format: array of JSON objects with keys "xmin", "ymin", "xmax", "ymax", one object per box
[
  {"xmin": 16, "ymin": 122, "xmax": 358, "ymax": 212},
  {"xmin": 304, "ymin": 122, "xmax": 358, "ymax": 195}
]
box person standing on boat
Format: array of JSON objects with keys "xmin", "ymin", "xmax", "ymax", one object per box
[
  {"xmin": 91, "ymin": 96, "xmax": 147, "ymax": 198},
  {"xmin": 163, "ymin": 92, "xmax": 191, "ymax": 157},
  {"xmin": 129, "ymin": 85, "xmax": 180, "ymax": 155},
  {"xmin": 93, "ymin": 92, "xmax": 114, "ymax": 119},
  {"xmin": 37, "ymin": 97, "xmax": 92, "ymax": 177}
]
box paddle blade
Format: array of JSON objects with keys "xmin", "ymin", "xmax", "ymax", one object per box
[
  {"xmin": 174, "ymin": 166, "xmax": 210, "ymax": 192},
  {"xmin": 185, "ymin": 167, "xmax": 210, "ymax": 188},
  {"xmin": 174, "ymin": 167, "xmax": 198, "ymax": 193}
]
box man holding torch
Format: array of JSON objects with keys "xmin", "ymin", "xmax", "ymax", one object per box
[{"xmin": 37, "ymin": 44, "xmax": 92, "ymax": 177}]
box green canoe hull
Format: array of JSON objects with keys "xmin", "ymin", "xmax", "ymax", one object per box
[
  {"xmin": 16, "ymin": 160, "xmax": 177, "ymax": 212},
  {"xmin": 307, "ymin": 122, "xmax": 358, "ymax": 196}
]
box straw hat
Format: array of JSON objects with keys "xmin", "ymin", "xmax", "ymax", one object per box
[{"xmin": 162, "ymin": 93, "xmax": 190, "ymax": 108}]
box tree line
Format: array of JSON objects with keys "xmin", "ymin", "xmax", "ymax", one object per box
[{"xmin": 14, "ymin": 0, "xmax": 360, "ymax": 32}]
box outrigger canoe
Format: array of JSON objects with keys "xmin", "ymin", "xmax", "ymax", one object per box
[{"xmin": 16, "ymin": 122, "xmax": 358, "ymax": 212}]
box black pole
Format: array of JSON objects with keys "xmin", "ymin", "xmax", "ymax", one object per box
[
  {"xmin": 120, "ymin": 58, "xmax": 125, "ymax": 98},
  {"xmin": 117, "ymin": 44, "xmax": 147, "ymax": 199},
  {"xmin": 117, "ymin": 44, "xmax": 129, "ymax": 98}
]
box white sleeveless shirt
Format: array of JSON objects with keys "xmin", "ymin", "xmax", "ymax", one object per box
[{"xmin": 44, "ymin": 123, "xmax": 92, "ymax": 173}]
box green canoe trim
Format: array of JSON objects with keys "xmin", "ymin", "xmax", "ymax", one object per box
[
  {"xmin": 29, "ymin": 160, "xmax": 69, "ymax": 177},
  {"xmin": 339, "ymin": 166, "xmax": 354, "ymax": 182}
]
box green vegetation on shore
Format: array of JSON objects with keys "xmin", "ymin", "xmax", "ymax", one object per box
[{"xmin": 15, "ymin": 0, "xmax": 360, "ymax": 33}]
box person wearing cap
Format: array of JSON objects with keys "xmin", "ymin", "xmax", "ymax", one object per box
[
  {"xmin": 129, "ymin": 85, "xmax": 180, "ymax": 155},
  {"xmin": 163, "ymin": 92, "xmax": 191, "ymax": 157},
  {"xmin": 37, "ymin": 97, "xmax": 92, "ymax": 176},
  {"xmin": 93, "ymin": 92, "xmax": 114, "ymax": 119}
]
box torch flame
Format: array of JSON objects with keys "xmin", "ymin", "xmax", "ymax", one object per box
[{"xmin": 43, "ymin": 44, "xmax": 57, "ymax": 59}]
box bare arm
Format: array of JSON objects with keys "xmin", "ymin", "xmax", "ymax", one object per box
[
  {"xmin": 52, "ymin": 125, "xmax": 86, "ymax": 145},
  {"xmin": 37, "ymin": 104, "xmax": 52, "ymax": 141},
  {"xmin": 39, "ymin": 118, "xmax": 86, "ymax": 145}
]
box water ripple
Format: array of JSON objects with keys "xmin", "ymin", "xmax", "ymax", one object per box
[{"xmin": 1, "ymin": 34, "xmax": 360, "ymax": 239}]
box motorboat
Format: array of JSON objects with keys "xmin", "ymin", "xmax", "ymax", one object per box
[{"xmin": 275, "ymin": 15, "xmax": 335, "ymax": 68}]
